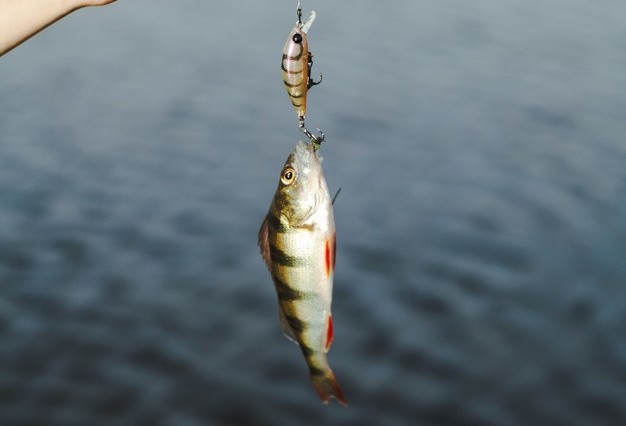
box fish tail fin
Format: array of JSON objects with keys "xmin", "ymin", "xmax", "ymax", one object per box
[{"xmin": 311, "ymin": 368, "xmax": 348, "ymax": 407}]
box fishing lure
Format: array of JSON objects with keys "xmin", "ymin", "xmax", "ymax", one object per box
[
  {"xmin": 281, "ymin": 2, "xmax": 324, "ymax": 145},
  {"xmin": 259, "ymin": 140, "xmax": 347, "ymax": 406}
]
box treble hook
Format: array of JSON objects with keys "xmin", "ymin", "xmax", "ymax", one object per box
[
  {"xmin": 299, "ymin": 115, "xmax": 324, "ymax": 149},
  {"xmin": 307, "ymin": 53, "xmax": 323, "ymax": 89}
]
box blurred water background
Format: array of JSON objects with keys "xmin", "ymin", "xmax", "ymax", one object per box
[{"xmin": 1, "ymin": 1, "xmax": 626, "ymax": 425}]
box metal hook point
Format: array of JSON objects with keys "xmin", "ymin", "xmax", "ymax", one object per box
[
  {"xmin": 298, "ymin": 116, "xmax": 324, "ymax": 147},
  {"xmin": 308, "ymin": 73, "xmax": 323, "ymax": 88},
  {"xmin": 307, "ymin": 52, "xmax": 322, "ymax": 89},
  {"xmin": 311, "ymin": 128, "xmax": 325, "ymax": 150},
  {"xmin": 312, "ymin": 128, "xmax": 326, "ymax": 149}
]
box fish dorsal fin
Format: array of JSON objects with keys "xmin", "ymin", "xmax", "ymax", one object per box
[
  {"xmin": 258, "ymin": 215, "xmax": 272, "ymax": 271},
  {"xmin": 332, "ymin": 188, "xmax": 342, "ymax": 205},
  {"xmin": 279, "ymin": 308, "xmax": 299, "ymax": 344}
]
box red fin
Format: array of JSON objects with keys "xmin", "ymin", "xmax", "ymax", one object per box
[
  {"xmin": 312, "ymin": 368, "xmax": 348, "ymax": 407},
  {"xmin": 324, "ymin": 239, "xmax": 331, "ymax": 276},
  {"xmin": 325, "ymin": 315, "xmax": 334, "ymax": 352}
]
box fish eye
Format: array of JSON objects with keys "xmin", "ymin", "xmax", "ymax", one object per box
[
  {"xmin": 292, "ymin": 33, "xmax": 303, "ymax": 44},
  {"xmin": 281, "ymin": 167, "xmax": 296, "ymax": 185}
]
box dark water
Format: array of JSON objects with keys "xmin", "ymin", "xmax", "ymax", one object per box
[{"xmin": 1, "ymin": 1, "xmax": 626, "ymax": 425}]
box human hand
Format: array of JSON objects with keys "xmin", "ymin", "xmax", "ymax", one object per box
[
  {"xmin": 0, "ymin": 0, "xmax": 118, "ymax": 56},
  {"xmin": 74, "ymin": 0, "xmax": 117, "ymax": 7}
]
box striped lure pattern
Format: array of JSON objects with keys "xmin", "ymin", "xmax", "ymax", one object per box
[
  {"xmin": 281, "ymin": 10, "xmax": 316, "ymax": 119},
  {"xmin": 259, "ymin": 141, "xmax": 347, "ymax": 406}
]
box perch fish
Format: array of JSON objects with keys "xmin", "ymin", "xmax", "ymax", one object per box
[{"xmin": 259, "ymin": 140, "xmax": 346, "ymax": 406}]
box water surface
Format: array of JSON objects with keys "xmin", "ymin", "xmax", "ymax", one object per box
[{"xmin": 1, "ymin": 1, "xmax": 625, "ymax": 425}]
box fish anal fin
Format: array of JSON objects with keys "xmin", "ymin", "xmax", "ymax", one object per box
[
  {"xmin": 325, "ymin": 239, "xmax": 331, "ymax": 277},
  {"xmin": 258, "ymin": 215, "xmax": 272, "ymax": 270},
  {"xmin": 279, "ymin": 308, "xmax": 299, "ymax": 345},
  {"xmin": 325, "ymin": 315, "xmax": 334, "ymax": 352}
]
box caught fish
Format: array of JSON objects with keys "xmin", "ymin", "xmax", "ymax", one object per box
[
  {"xmin": 258, "ymin": 140, "xmax": 347, "ymax": 406},
  {"xmin": 281, "ymin": 2, "xmax": 324, "ymax": 143}
]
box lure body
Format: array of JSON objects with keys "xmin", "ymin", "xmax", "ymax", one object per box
[
  {"xmin": 259, "ymin": 141, "xmax": 346, "ymax": 406},
  {"xmin": 281, "ymin": 11, "xmax": 316, "ymax": 119}
]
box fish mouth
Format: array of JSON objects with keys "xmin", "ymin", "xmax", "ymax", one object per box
[{"xmin": 293, "ymin": 141, "xmax": 317, "ymax": 172}]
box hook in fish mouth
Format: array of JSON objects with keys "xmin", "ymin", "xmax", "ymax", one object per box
[
  {"xmin": 311, "ymin": 128, "xmax": 324, "ymax": 150},
  {"xmin": 299, "ymin": 116, "xmax": 324, "ymax": 149}
]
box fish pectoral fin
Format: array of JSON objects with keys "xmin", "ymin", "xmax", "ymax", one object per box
[
  {"xmin": 279, "ymin": 308, "xmax": 299, "ymax": 345},
  {"xmin": 294, "ymin": 223, "xmax": 316, "ymax": 232},
  {"xmin": 258, "ymin": 215, "xmax": 272, "ymax": 271}
]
